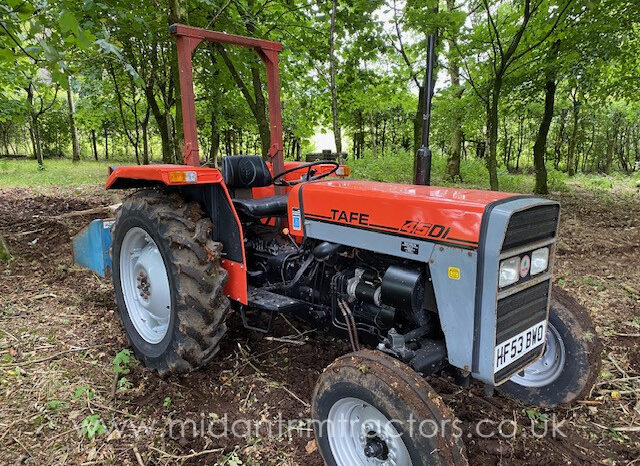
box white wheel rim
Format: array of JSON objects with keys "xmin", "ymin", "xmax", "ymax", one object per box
[
  {"xmin": 119, "ymin": 227, "xmax": 172, "ymax": 344},
  {"xmin": 327, "ymin": 397, "xmax": 412, "ymax": 466},
  {"xmin": 510, "ymin": 323, "xmax": 565, "ymax": 388}
]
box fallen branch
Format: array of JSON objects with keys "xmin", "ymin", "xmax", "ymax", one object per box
[
  {"xmin": 264, "ymin": 336, "xmax": 306, "ymax": 346},
  {"xmin": 608, "ymin": 352, "xmax": 630, "ymax": 378},
  {"xmin": 0, "ymin": 344, "xmax": 109, "ymax": 368},
  {"xmin": 148, "ymin": 446, "xmax": 223, "ymax": 461},
  {"xmin": 623, "ymin": 285, "xmax": 640, "ymax": 297},
  {"xmin": 596, "ymin": 375, "xmax": 640, "ymax": 387},
  {"xmin": 592, "ymin": 422, "xmax": 640, "ymax": 433},
  {"xmin": 133, "ymin": 446, "xmax": 145, "ymax": 466},
  {"xmin": 7, "ymin": 228, "xmax": 45, "ymax": 238},
  {"xmin": 51, "ymin": 204, "xmax": 121, "ymax": 219}
]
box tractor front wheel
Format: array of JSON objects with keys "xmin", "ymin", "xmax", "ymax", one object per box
[
  {"xmin": 498, "ymin": 286, "xmax": 602, "ymax": 407},
  {"xmin": 111, "ymin": 189, "xmax": 229, "ymax": 375},
  {"xmin": 312, "ymin": 350, "xmax": 467, "ymax": 466}
]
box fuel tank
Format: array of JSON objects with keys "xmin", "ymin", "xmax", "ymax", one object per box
[{"xmin": 286, "ymin": 180, "xmax": 516, "ymax": 252}]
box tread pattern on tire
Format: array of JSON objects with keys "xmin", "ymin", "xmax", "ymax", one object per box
[
  {"xmin": 114, "ymin": 189, "xmax": 230, "ymax": 375},
  {"xmin": 313, "ymin": 349, "xmax": 468, "ymax": 466}
]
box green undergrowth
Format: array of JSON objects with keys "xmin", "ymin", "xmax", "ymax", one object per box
[
  {"xmin": 2, "ymin": 154, "xmax": 638, "ymax": 196},
  {"xmin": 0, "ymin": 158, "xmax": 113, "ymax": 187}
]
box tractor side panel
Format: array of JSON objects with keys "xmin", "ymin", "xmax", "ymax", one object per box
[
  {"xmin": 428, "ymin": 245, "xmax": 478, "ymax": 372},
  {"xmin": 289, "ymin": 180, "xmax": 514, "ymax": 249}
]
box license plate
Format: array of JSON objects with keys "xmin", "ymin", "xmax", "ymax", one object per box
[{"xmin": 494, "ymin": 320, "xmax": 547, "ymax": 373}]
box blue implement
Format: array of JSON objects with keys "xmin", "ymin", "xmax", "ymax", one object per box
[{"xmin": 72, "ymin": 219, "xmax": 114, "ymax": 277}]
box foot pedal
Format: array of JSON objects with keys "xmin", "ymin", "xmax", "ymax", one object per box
[{"xmin": 241, "ymin": 287, "xmax": 305, "ymax": 333}]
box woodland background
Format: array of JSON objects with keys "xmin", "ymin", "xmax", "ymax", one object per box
[
  {"xmin": 1, "ymin": 0, "xmax": 640, "ymax": 194},
  {"xmin": 1, "ymin": 2, "xmax": 640, "ymax": 464}
]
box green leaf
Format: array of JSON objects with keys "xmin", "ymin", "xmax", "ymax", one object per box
[
  {"xmin": 59, "ymin": 10, "xmax": 80, "ymax": 35},
  {"xmin": 113, "ymin": 349, "xmax": 135, "ymax": 375},
  {"xmin": 0, "ymin": 48, "xmax": 15, "ymax": 62},
  {"xmin": 73, "ymin": 385, "xmax": 95, "ymax": 399},
  {"xmin": 95, "ymin": 39, "xmax": 122, "ymax": 60},
  {"xmin": 76, "ymin": 29, "xmax": 95, "ymax": 50},
  {"xmin": 80, "ymin": 414, "xmax": 106, "ymax": 439}
]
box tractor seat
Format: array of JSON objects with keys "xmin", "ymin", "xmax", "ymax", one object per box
[
  {"xmin": 232, "ymin": 195, "xmax": 288, "ymax": 218},
  {"xmin": 221, "ymin": 155, "xmax": 288, "ymax": 218}
]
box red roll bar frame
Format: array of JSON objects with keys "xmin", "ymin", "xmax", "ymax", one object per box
[{"xmin": 169, "ymin": 24, "xmax": 284, "ymax": 176}]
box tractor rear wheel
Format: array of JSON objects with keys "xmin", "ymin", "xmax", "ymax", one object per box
[
  {"xmin": 498, "ymin": 286, "xmax": 602, "ymax": 407},
  {"xmin": 312, "ymin": 350, "xmax": 467, "ymax": 466},
  {"xmin": 111, "ymin": 189, "xmax": 229, "ymax": 375}
]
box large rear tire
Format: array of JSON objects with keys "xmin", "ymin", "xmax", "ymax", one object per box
[
  {"xmin": 111, "ymin": 189, "xmax": 230, "ymax": 375},
  {"xmin": 498, "ymin": 287, "xmax": 602, "ymax": 407},
  {"xmin": 312, "ymin": 350, "xmax": 468, "ymax": 466}
]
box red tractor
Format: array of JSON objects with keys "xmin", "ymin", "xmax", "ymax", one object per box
[{"xmin": 75, "ymin": 24, "xmax": 601, "ymax": 464}]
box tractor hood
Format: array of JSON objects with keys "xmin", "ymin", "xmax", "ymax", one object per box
[{"xmin": 288, "ymin": 180, "xmax": 515, "ymax": 250}]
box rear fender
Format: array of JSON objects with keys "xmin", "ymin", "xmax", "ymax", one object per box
[{"xmin": 105, "ymin": 164, "xmax": 247, "ymax": 304}]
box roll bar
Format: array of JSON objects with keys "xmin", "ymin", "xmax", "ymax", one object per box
[{"xmin": 169, "ymin": 23, "xmax": 284, "ymax": 176}]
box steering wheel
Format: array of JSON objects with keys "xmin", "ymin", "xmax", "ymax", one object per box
[{"xmin": 272, "ymin": 160, "xmax": 340, "ymax": 186}]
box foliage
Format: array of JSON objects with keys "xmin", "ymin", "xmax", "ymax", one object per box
[
  {"xmin": 112, "ymin": 349, "xmax": 135, "ymax": 376},
  {"xmin": 0, "ymin": 0, "xmax": 638, "ymax": 192},
  {"xmin": 80, "ymin": 414, "xmax": 106, "ymax": 439}
]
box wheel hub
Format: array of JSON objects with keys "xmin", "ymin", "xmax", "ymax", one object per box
[
  {"xmin": 364, "ymin": 434, "xmax": 389, "ymax": 460},
  {"xmin": 137, "ymin": 270, "xmax": 151, "ymax": 299},
  {"xmin": 119, "ymin": 227, "xmax": 172, "ymax": 344},
  {"xmin": 510, "ymin": 322, "xmax": 566, "ymax": 388},
  {"xmin": 327, "ymin": 397, "xmax": 411, "ymax": 465}
]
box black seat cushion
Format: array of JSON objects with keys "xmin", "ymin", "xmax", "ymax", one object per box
[
  {"xmin": 232, "ymin": 195, "xmax": 288, "ymax": 218},
  {"xmin": 222, "ymin": 155, "xmax": 273, "ymax": 188}
]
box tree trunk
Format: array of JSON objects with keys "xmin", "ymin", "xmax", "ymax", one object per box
[
  {"xmin": 250, "ymin": 65, "xmax": 271, "ymax": 159},
  {"xmin": 567, "ymin": 91, "xmax": 580, "ymax": 176},
  {"xmin": 209, "ymin": 110, "xmax": 220, "ymax": 166},
  {"xmin": 446, "ymin": 0, "xmax": 462, "ymax": 181},
  {"xmin": 605, "ymin": 124, "xmax": 617, "ymax": 173},
  {"xmin": 91, "ymin": 129, "xmax": 98, "ymax": 160},
  {"xmin": 104, "ymin": 126, "xmax": 109, "ymax": 160},
  {"xmin": 66, "ymin": 77, "xmax": 81, "ymax": 162},
  {"xmin": 169, "ymin": 0, "xmax": 188, "ymax": 164},
  {"xmin": 413, "ymin": 84, "xmax": 424, "ymax": 169},
  {"xmin": 145, "ymin": 86, "xmax": 172, "ymax": 163},
  {"xmin": 533, "ymin": 79, "xmax": 557, "ymax": 194},
  {"xmin": 26, "ymin": 85, "xmax": 43, "ymax": 167},
  {"xmin": 329, "ymin": 0, "xmax": 343, "ymax": 161},
  {"xmin": 370, "ymin": 111, "xmax": 377, "ymax": 157},
  {"xmin": 142, "ymin": 107, "xmax": 151, "ymax": 165},
  {"xmin": 486, "ymin": 80, "xmax": 501, "ymax": 190}
]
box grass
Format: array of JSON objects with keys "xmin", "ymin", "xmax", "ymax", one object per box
[
  {"xmin": 348, "ymin": 150, "xmax": 571, "ymax": 193},
  {"xmin": 0, "ymin": 158, "xmax": 113, "ymax": 188},
  {"xmin": 349, "ymin": 150, "xmax": 640, "ymax": 195},
  {"xmin": 2, "ymin": 155, "xmax": 638, "ymax": 196}
]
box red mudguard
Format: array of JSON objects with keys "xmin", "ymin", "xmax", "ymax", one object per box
[{"xmin": 106, "ymin": 164, "xmax": 248, "ymax": 305}]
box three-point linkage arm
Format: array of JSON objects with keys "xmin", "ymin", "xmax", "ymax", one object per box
[{"xmin": 169, "ymin": 23, "xmax": 284, "ymax": 177}]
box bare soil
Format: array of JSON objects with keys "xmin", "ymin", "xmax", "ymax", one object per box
[{"xmin": 0, "ymin": 185, "xmax": 638, "ymax": 465}]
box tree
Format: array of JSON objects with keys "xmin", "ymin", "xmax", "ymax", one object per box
[
  {"xmin": 462, "ymin": 0, "xmax": 572, "ymax": 189},
  {"xmin": 329, "ymin": 0, "xmax": 342, "ymax": 159},
  {"xmin": 444, "ymin": 0, "xmax": 464, "ymax": 180},
  {"xmin": 66, "ymin": 75, "xmax": 80, "ymax": 162}
]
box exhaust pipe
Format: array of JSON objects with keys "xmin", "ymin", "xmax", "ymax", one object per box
[{"xmin": 415, "ymin": 34, "xmax": 436, "ymax": 186}]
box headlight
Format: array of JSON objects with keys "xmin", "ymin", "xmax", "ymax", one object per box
[
  {"xmin": 530, "ymin": 247, "xmax": 549, "ymax": 275},
  {"xmin": 499, "ymin": 256, "xmax": 520, "ymax": 288}
]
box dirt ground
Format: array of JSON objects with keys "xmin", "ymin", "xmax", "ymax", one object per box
[{"xmin": 0, "ymin": 184, "xmax": 638, "ymax": 465}]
